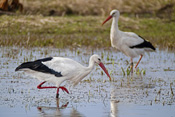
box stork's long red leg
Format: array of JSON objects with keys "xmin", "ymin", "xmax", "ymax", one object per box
[
  {"xmin": 59, "ymin": 86, "xmax": 69, "ymax": 94},
  {"xmin": 135, "ymin": 55, "xmax": 143, "ymax": 69},
  {"xmin": 56, "ymin": 86, "xmax": 69, "ymax": 98},
  {"xmin": 37, "ymin": 81, "xmax": 56, "ymax": 89},
  {"xmin": 130, "ymin": 58, "xmax": 133, "ymax": 73},
  {"xmin": 37, "ymin": 81, "xmax": 69, "ymax": 98},
  {"xmin": 56, "ymin": 88, "xmax": 59, "ymax": 98}
]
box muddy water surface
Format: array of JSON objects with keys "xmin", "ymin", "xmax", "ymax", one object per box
[{"xmin": 0, "ymin": 47, "xmax": 175, "ymax": 117}]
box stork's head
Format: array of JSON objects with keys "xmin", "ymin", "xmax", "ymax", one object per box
[
  {"xmin": 102, "ymin": 9, "xmax": 120, "ymax": 25},
  {"xmin": 91, "ymin": 54, "xmax": 101, "ymax": 64},
  {"xmin": 90, "ymin": 54, "xmax": 111, "ymax": 81},
  {"xmin": 110, "ymin": 10, "xmax": 120, "ymax": 17}
]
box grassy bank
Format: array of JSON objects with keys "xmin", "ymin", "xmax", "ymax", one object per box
[{"xmin": 0, "ymin": 15, "xmax": 175, "ymax": 49}]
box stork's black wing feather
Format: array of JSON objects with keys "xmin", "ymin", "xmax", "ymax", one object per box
[
  {"xmin": 130, "ymin": 35, "xmax": 155, "ymax": 50},
  {"xmin": 15, "ymin": 57, "xmax": 62, "ymax": 77}
]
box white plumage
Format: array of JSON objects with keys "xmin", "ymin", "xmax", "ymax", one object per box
[
  {"xmin": 15, "ymin": 54, "xmax": 111, "ymax": 98},
  {"xmin": 102, "ymin": 10, "xmax": 155, "ymax": 70}
]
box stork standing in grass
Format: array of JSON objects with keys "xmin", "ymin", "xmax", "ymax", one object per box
[
  {"xmin": 15, "ymin": 54, "xmax": 111, "ymax": 98},
  {"xmin": 102, "ymin": 10, "xmax": 155, "ymax": 72}
]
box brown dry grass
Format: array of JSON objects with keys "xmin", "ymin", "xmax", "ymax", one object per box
[{"xmin": 20, "ymin": 0, "xmax": 175, "ymax": 18}]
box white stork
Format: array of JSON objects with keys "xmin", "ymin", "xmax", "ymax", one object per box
[
  {"xmin": 102, "ymin": 10, "xmax": 155, "ymax": 71},
  {"xmin": 15, "ymin": 54, "xmax": 111, "ymax": 98}
]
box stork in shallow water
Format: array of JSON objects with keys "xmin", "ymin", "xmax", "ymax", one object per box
[
  {"xmin": 15, "ymin": 54, "xmax": 111, "ymax": 98},
  {"xmin": 102, "ymin": 10, "xmax": 155, "ymax": 72}
]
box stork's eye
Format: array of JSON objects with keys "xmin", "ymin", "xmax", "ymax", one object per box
[{"xmin": 98, "ymin": 58, "xmax": 101, "ymax": 61}]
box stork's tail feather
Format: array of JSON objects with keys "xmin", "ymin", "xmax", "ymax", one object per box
[
  {"xmin": 15, "ymin": 66, "xmax": 21, "ymax": 71},
  {"xmin": 145, "ymin": 41, "xmax": 155, "ymax": 51},
  {"xmin": 15, "ymin": 62, "xmax": 33, "ymax": 71},
  {"xmin": 130, "ymin": 35, "xmax": 156, "ymax": 51}
]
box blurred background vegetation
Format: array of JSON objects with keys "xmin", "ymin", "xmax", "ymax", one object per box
[
  {"xmin": 0, "ymin": 0, "xmax": 175, "ymax": 49},
  {"xmin": 22, "ymin": 0, "xmax": 175, "ymax": 19}
]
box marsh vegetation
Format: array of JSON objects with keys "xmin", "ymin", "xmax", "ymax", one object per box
[
  {"xmin": 0, "ymin": 0, "xmax": 175, "ymax": 116},
  {"xmin": 0, "ymin": 0, "xmax": 175, "ymax": 49}
]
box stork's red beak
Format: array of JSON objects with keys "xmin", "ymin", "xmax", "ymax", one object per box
[
  {"xmin": 102, "ymin": 15, "xmax": 112, "ymax": 25},
  {"xmin": 99, "ymin": 62, "xmax": 111, "ymax": 81}
]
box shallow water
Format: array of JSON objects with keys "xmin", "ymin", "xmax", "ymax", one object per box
[{"xmin": 0, "ymin": 46, "xmax": 175, "ymax": 117}]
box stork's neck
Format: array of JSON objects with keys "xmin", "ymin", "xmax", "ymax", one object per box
[
  {"xmin": 110, "ymin": 16, "xmax": 121, "ymax": 47},
  {"xmin": 86, "ymin": 59, "xmax": 95, "ymax": 72},
  {"xmin": 71, "ymin": 58, "xmax": 95, "ymax": 86},
  {"xmin": 111, "ymin": 17, "xmax": 119, "ymax": 31}
]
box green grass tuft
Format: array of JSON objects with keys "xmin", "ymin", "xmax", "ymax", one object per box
[{"xmin": 0, "ymin": 15, "xmax": 175, "ymax": 49}]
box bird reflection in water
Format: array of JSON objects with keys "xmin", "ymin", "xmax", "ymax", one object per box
[
  {"xmin": 37, "ymin": 99, "xmax": 69, "ymax": 116},
  {"xmin": 37, "ymin": 99, "xmax": 84, "ymax": 117},
  {"xmin": 110, "ymin": 83, "xmax": 120, "ymax": 117}
]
